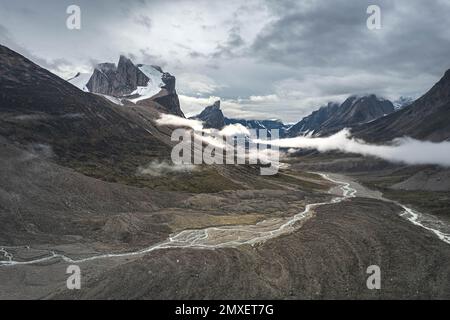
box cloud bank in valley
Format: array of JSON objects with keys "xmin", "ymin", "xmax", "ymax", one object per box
[
  {"xmin": 266, "ymin": 129, "xmax": 450, "ymax": 167},
  {"xmin": 155, "ymin": 113, "xmax": 250, "ymax": 137},
  {"xmin": 155, "ymin": 114, "xmax": 204, "ymax": 131},
  {"xmin": 157, "ymin": 114, "xmax": 450, "ymax": 167}
]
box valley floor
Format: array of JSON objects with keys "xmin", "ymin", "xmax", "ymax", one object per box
[{"xmin": 1, "ymin": 168, "xmax": 449, "ymax": 299}]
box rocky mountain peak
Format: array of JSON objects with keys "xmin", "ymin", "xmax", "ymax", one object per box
[
  {"xmin": 190, "ymin": 100, "xmax": 225, "ymax": 129},
  {"xmin": 211, "ymin": 100, "xmax": 221, "ymax": 110},
  {"xmin": 86, "ymin": 56, "xmax": 149, "ymax": 97}
]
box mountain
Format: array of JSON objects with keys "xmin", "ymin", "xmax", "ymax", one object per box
[
  {"xmin": 85, "ymin": 56, "xmax": 150, "ymax": 96},
  {"xmin": 288, "ymin": 95, "xmax": 395, "ymax": 137},
  {"xmin": 0, "ymin": 44, "xmax": 176, "ymax": 179},
  {"xmin": 354, "ymin": 70, "xmax": 450, "ymax": 142},
  {"xmin": 190, "ymin": 100, "xmax": 225, "ymax": 129},
  {"xmin": 287, "ymin": 102, "xmax": 340, "ymax": 137},
  {"xmin": 68, "ymin": 56, "xmax": 184, "ymax": 117}
]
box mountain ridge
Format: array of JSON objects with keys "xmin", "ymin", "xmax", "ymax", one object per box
[
  {"xmin": 353, "ymin": 70, "xmax": 450, "ymax": 142},
  {"xmin": 288, "ymin": 95, "xmax": 395, "ymax": 137}
]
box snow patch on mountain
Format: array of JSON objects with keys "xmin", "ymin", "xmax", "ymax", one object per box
[
  {"xmin": 68, "ymin": 73, "xmax": 91, "ymax": 92},
  {"xmin": 67, "ymin": 63, "xmax": 165, "ymax": 105},
  {"xmin": 129, "ymin": 65, "xmax": 164, "ymax": 103}
]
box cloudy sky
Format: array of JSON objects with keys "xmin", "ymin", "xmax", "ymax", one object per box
[{"xmin": 1, "ymin": 0, "xmax": 450, "ymax": 122}]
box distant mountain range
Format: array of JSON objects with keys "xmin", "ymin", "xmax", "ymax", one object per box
[
  {"xmin": 353, "ymin": 70, "xmax": 450, "ymax": 142},
  {"xmin": 191, "ymin": 83, "xmax": 449, "ymax": 142},
  {"xmin": 190, "ymin": 100, "xmax": 289, "ymax": 136},
  {"xmin": 287, "ymin": 95, "xmax": 395, "ymax": 137},
  {"xmin": 192, "ymin": 94, "xmax": 397, "ymax": 138},
  {"xmin": 2, "ymin": 43, "xmax": 449, "ymax": 148}
]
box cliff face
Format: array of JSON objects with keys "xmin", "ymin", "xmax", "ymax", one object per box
[
  {"xmin": 86, "ymin": 56, "xmax": 150, "ymax": 97},
  {"xmin": 190, "ymin": 101, "xmax": 225, "ymax": 129}
]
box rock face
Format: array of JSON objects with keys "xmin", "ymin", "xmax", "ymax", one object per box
[
  {"xmin": 86, "ymin": 56, "xmax": 150, "ymax": 97},
  {"xmin": 70, "ymin": 55, "xmax": 184, "ymax": 117},
  {"xmin": 288, "ymin": 95, "xmax": 395, "ymax": 137},
  {"xmin": 191, "ymin": 100, "xmax": 225, "ymax": 129},
  {"xmin": 139, "ymin": 72, "xmax": 184, "ymax": 117},
  {"xmin": 354, "ymin": 70, "xmax": 450, "ymax": 142}
]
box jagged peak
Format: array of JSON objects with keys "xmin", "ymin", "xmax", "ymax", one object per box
[
  {"xmin": 211, "ymin": 100, "xmax": 221, "ymax": 109},
  {"xmin": 118, "ymin": 55, "xmax": 135, "ymax": 67},
  {"xmin": 443, "ymin": 68, "xmax": 450, "ymax": 79}
]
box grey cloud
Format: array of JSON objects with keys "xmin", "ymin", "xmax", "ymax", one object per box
[
  {"xmin": 0, "ymin": 24, "xmax": 74, "ymax": 76},
  {"xmin": 1, "ymin": 0, "xmax": 450, "ymax": 122},
  {"xmin": 212, "ymin": 26, "xmax": 245, "ymax": 59},
  {"xmin": 252, "ymin": 0, "xmax": 450, "ymax": 76},
  {"xmin": 134, "ymin": 15, "xmax": 152, "ymax": 30}
]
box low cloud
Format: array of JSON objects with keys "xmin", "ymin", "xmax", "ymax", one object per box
[
  {"xmin": 264, "ymin": 129, "xmax": 450, "ymax": 167},
  {"xmin": 155, "ymin": 114, "xmax": 450, "ymax": 168},
  {"xmin": 219, "ymin": 123, "xmax": 250, "ymax": 136},
  {"xmin": 138, "ymin": 160, "xmax": 196, "ymax": 176},
  {"xmin": 156, "ymin": 113, "xmax": 279, "ymax": 171},
  {"xmin": 156, "ymin": 114, "xmax": 249, "ymax": 137},
  {"xmin": 155, "ymin": 114, "xmax": 204, "ymax": 131}
]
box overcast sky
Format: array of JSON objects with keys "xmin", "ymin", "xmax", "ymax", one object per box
[{"xmin": 1, "ymin": 0, "xmax": 450, "ymax": 122}]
